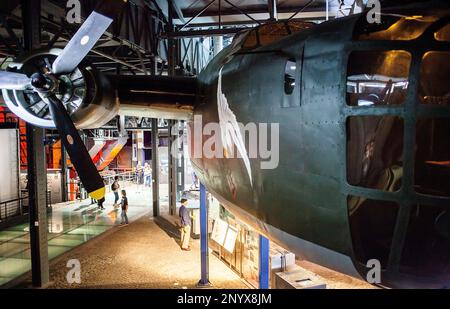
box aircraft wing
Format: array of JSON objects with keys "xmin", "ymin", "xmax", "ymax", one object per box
[{"xmin": 108, "ymin": 75, "xmax": 198, "ymax": 121}]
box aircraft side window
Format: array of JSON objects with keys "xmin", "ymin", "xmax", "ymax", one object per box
[
  {"xmin": 399, "ymin": 203, "xmax": 450, "ymax": 278},
  {"xmin": 346, "ymin": 50, "xmax": 411, "ymax": 106},
  {"xmin": 348, "ymin": 196, "xmax": 399, "ymax": 269},
  {"xmin": 346, "ymin": 116, "xmax": 404, "ymax": 191},
  {"xmin": 435, "ymin": 23, "xmax": 450, "ymax": 41},
  {"xmin": 284, "ymin": 58, "xmax": 297, "ymax": 95},
  {"xmin": 414, "ymin": 117, "xmax": 450, "ymax": 198},
  {"xmin": 419, "ymin": 51, "xmax": 450, "ymax": 106}
]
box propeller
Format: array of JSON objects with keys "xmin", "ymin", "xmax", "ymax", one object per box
[
  {"xmin": 52, "ymin": 11, "xmax": 113, "ymax": 75},
  {"xmin": 0, "ymin": 10, "xmax": 114, "ymax": 200},
  {"xmin": 44, "ymin": 93, "xmax": 105, "ymax": 200},
  {"xmin": 0, "ymin": 71, "xmax": 31, "ymax": 90}
]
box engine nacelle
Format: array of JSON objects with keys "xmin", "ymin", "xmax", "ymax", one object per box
[{"xmin": 1, "ymin": 49, "xmax": 118, "ymax": 129}]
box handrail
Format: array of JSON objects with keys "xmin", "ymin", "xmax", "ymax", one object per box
[
  {"xmin": 0, "ymin": 197, "xmax": 24, "ymax": 222},
  {"xmin": 0, "ymin": 171, "xmax": 140, "ymax": 223},
  {"xmin": 0, "ymin": 191, "xmax": 52, "ymax": 222},
  {"xmin": 102, "ymin": 171, "xmax": 139, "ymax": 190}
]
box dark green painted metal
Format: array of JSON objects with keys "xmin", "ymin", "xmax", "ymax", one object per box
[{"xmin": 190, "ymin": 1, "xmax": 450, "ymax": 288}]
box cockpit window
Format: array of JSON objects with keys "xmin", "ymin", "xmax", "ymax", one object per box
[
  {"xmin": 354, "ymin": 15, "xmax": 438, "ymax": 41},
  {"xmin": 258, "ymin": 23, "xmax": 289, "ymax": 46},
  {"xmin": 243, "ymin": 29, "xmax": 258, "ymax": 49},
  {"xmin": 435, "ymin": 23, "xmax": 450, "ymax": 41},
  {"xmin": 287, "ymin": 21, "xmax": 315, "ymax": 34},
  {"xmin": 419, "ymin": 51, "xmax": 450, "ymax": 106},
  {"xmin": 347, "ymin": 50, "xmax": 411, "ymax": 106},
  {"xmin": 236, "ymin": 21, "xmax": 314, "ymax": 52}
]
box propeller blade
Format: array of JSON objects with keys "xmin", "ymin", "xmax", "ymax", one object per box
[
  {"xmin": 52, "ymin": 11, "xmax": 113, "ymax": 75},
  {"xmin": 0, "ymin": 71, "xmax": 31, "ymax": 90},
  {"xmin": 45, "ymin": 94, "xmax": 105, "ymax": 200}
]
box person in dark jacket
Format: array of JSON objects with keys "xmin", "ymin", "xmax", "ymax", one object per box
[
  {"xmin": 120, "ymin": 190, "xmax": 129, "ymax": 225},
  {"xmin": 179, "ymin": 198, "xmax": 192, "ymax": 250},
  {"xmin": 97, "ymin": 197, "xmax": 105, "ymax": 210},
  {"xmin": 112, "ymin": 176, "xmax": 120, "ymax": 206}
]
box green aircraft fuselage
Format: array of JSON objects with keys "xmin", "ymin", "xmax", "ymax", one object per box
[{"xmin": 190, "ymin": 2, "xmax": 450, "ymax": 288}]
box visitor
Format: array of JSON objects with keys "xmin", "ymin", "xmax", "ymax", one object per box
[
  {"xmin": 112, "ymin": 176, "xmax": 120, "ymax": 207},
  {"xmin": 97, "ymin": 197, "xmax": 105, "ymax": 210},
  {"xmin": 179, "ymin": 198, "xmax": 192, "ymax": 251},
  {"xmin": 120, "ymin": 190, "xmax": 129, "ymax": 225},
  {"xmin": 144, "ymin": 163, "xmax": 152, "ymax": 187},
  {"xmin": 136, "ymin": 162, "xmax": 144, "ymax": 185},
  {"xmin": 190, "ymin": 171, "xmax": 199, "ymax": 190}
]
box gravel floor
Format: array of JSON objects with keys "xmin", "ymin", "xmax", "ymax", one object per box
[
  {"xmin": 297, "ymin": 260, "xmax": 377, "ymax": 289},
  {"xmin": 40, "ymin": 214, "xmax": 248, "ymax": 289}
]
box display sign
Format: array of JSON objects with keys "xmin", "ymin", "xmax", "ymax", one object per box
[
  {"xmin": 211, "ymin": 218, "xmax": 239, "ymax": 253},
  {"xmin": 211, "ymin": 218, "xmax": 228, "ymax": 246},
  {"xmin": 208, "ymin": 196, "xmax": 221, "ymax": 220},
  {"xmin": 223, "ymin": 225, "xmax": 239, "ymax": 253}
]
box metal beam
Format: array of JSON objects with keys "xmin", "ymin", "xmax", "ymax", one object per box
[
  {"xmin": 162, "ymin": 28, "xmax": 247, "ymax": 39},
  {"xmin": 180, "ymin": 6, "xmax": 325, "ymax": 18},
  {"xmin": 168, "ymin": 120, "xmax": 177, "ymax": 216},
  {"xmin": 177, "ymin": 121, "xmax": 185, "ymax": 196},
  {"xmin": 168, "ymin": 0, "xmax": 186, "ymax": 23},
  {"xmin": 26, "ymin": 124, "xmax": 49, "ymax": 287},
  {"xmin": 167, "ymin": 0, "xmax": 178, "ymax": 76},
  {"xmin": 223, "ymin": 0, "xmax": 261, "ymax": 25},
  {"xmin": 22, "ymin": 0, "xmax": 49, "ymax": 288},
  {"xmin": 61, "ymin": 148, "xmax": 68, "ymax": 202},
  {"xmin": 173, "ymin": 16, "xmax": 318, "ymax": 29},
  {"xmin": 268, "ymin": 0, "xmax": 278, "ymax": 21},
  {"xmin": 151, "ymin": 118, "xmax": 160, "ymax": 217},
  {"xmin": 197, "ymin": 183, "xmax": 211, "ymax": 287},
  {"xmin": 90, "ymin": 49, "xmax": 146, "ymax": 73},
  {"xmin": 179, "ymin": 0, "xmax": 217, "ymax": 31},
  {"xmin": 288, "ymin": 0, "xmax": 316, "ymax": 20},
  {"xmin": 259, "ymin": 235, "xmax": 269, "ymax": 289},
  {"xmin": 173, "ymin": 11, "xmax": 332, "ymax": 27}
]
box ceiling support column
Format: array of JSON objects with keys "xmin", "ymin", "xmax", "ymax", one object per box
[
  {"xmin": 151, "ymin": 118, "xmax": 160, "ymax": 217},
  {"xmin": 22, "ymin": 0, "xmax": 50, "ymax": 288}
]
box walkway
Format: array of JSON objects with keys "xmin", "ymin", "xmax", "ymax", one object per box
[
  {"xmin": 41, "ymin": 214, "xmax": 248, "ymax": 289},
  {"xmin": 0, "ymin": 183, "xmax": 161, "ymax": 287}
]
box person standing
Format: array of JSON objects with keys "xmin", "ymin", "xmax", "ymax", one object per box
[
  {"xmin": 144, "ymin": 163, "xmax": 152, "ymax": 187},
  {"xmin": 120, "ymin": 190, "xmax": 129, "ymax": 225},
  {"xmin": 190, "ymin": 171, "xmax": 199, "ymax": 190},
  {"xmin": 179, "ymin": 198, "xmax": 192, "ymax": 251},
  {"xmin": 112, "ymin": 176, "xmax": 120, "ymax": 207},
  {"xmin": 97, "ymin": 197, "xmax": 105, "ymax": 210}
]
